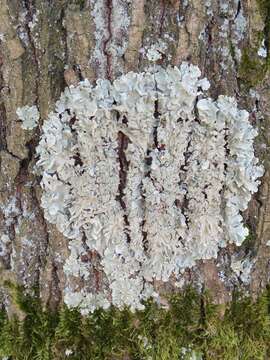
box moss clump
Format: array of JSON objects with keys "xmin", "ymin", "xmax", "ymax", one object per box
[
  {"xmin": 257, "ymin": 0, "xmax": 270, "ymax": 46},
  {"xmin": 239, "ymin": 1, "xmax": 270, "ymax": 89},
  {"xmin": 0, "ymin": 285, "xmax": 270, "ymax": 359},
  {"xmin": 69, "ymin": 0, "xmax": 86, "ymax": 10},
  {"xmin": 238, "ymin": 48, "xmax": 269, "ymax": 89},
  {"xmin": 0, "ymin": 282, "xmax": 59, "ymax": 360}
]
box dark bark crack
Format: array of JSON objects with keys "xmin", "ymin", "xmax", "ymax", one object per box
[
  {"xmin": 0, "ymin": 103, "xmax": 7, "ymax": 152},
  {"xmin": 116, "ymin": 127, "xmax": 131, "ymax": 243},
  {"xmin": 153, "ymin": 100, "xmax": 161, "ymax": 149},
  {"xmin": 234, "ymin": 0, "xmax": 242, "ymax": 21},
  {"xmin": 0, "ymin": 103, "xmax": 7, "ymax": 150},
  {"xmin": 103, "ymin": 0, "xmax": 113, "ymax": 80},
  {"xmin": 159, "ymin": 0, "xmax": 166, "ymax": 36},
  {"xmin": 46, "ymin": 261, "xmax": 61, "ymax": 310},
  {"xmin": 179, "ymin": 137, "xmax": 192, "ymax": 228},
  {"xmin": 0, "ymin": 53, "xmax": 8, "ymax": 152},
  {"xmin": 141, "ymin": 99, "xmax": 161, "ymax": 253},
  {"xmin": 14, "ymin": 135, "xmax": 50, "ymax": 285}
]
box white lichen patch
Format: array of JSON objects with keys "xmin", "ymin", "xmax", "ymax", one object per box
[
  {"xmin": 204, "ymin": 0, "xmax": 213, "ymax": 16},
  {"xmin": 146, "ymin": 47, "xmax": 162, "ymax": 62},
  {"xmin": 146, "ymin": 42, "xmax": 168, "ymax": 62},
  {"xmin": 231, "ymin": 255, "xmax": 254, "ymax": 284},
  {"xmin": 181, "ymin": 347, "xmax": 202, "ymax": 360},
  {"xmin": 16, "ymin": 105, "xmax": 39, "ymax": 130},
  {"xmin": 258, "ymin": 39, "xmax": 267, "ymax": 58},
  {"xmin": 65, "ymin": 349, "xmax": 73, "ymax": 357},
  {"xmin": 233, "ymin": 7, "xmax": 247, "ymax": 42},
  {"xmin": 231, "ymin": 6, "xmax": 247, "ymax": 61},
  {"xmin": 0, "ymin": 234, "xmax": 11, "ymax": 257},
  {"xmin": 37, "ymin": 63, "xmax": 263, "ymax": 313}
]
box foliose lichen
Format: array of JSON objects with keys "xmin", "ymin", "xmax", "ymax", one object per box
[
  {"xmin": 16, "ymin": 105, "xmax": 39, "ymax": 130},
  {"xmin": 36, "ymin": 63, "xmax": 263, "ymax": 313}
]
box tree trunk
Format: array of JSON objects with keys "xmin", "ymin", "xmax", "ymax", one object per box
[{"xmin": 0, "ymin": 0, "xmax": 269, "ymax": 311}]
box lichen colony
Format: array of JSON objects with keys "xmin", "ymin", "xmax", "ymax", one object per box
[{"xmin": 36, "ymin": 63, "xmax": 263, "ymax": 313}]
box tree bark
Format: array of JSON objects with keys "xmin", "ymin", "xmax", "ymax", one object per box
[{"xmin": 0, "ymin": 0, "xmax": 269, "ymax": 310}]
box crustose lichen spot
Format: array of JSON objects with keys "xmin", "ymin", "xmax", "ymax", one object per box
[{"xmin": 36, "ymin": 63, "xmax": 263, "ymax": 314}]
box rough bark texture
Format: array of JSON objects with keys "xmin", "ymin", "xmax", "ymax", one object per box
[{"xmin": 0, "ymin": 0, "xmax": 269, "ymax": 311}]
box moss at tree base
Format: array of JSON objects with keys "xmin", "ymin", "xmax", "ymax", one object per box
[{"xmin": 0, "ymin": 285, "xmax": 270, "ymax": 360}]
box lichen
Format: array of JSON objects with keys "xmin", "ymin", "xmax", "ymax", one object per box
[
  {"xmin": 36, "ymin": 63, "xmax": 263, "ymax": 313},
  {"xmin": 16, "ymin": 105, "xmax": 39, "ymax": 130},
  {"xmin": 258, "ymin": 38, "xmax": 267, "ymax": 58},
  {"xmin": 146, "ymin": 41, "xmax": 168, "ymax": 62},
  {"xmin": 230, "ymin": 255, "xmax": 254, "ymax": 284}
]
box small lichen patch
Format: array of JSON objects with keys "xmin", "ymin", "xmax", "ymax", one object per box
[
  {"xmin": 16, "ymin": 105, "xmax": 39, "ymax": 130},
  {"xmin": 258, "ymin": 38, "xmax": 267, "ymax": 58},
  {"xmin": 65, "ymin": 349, "xmax": 73, "ymax": 356},
  {"xmin": 0, "ymin": 234, "xmax": 10, "ymax": 258},
  {"xmin": 146, "ymin": 42, "xmax": 168, "ymax": 62},
  {"xmin": 146, "ymin": 46, "xmax": 162, "ymax": 61},
  {"xmin": 36, "ymin": 63, "xmax": 263, "ymax": 313},
  {"xmin": 230, "ymin": 256, "xmax": 254, "ymax": 284}
]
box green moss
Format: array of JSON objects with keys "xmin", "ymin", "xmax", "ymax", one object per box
[
  {"xmin": 239, "ymin": 1, "xmax": 270, "ymax": 89},
  {"xmin": 0, "ymin": 286, "xmax": 58, "ymax": 359},
  {"xmin": 257, "ymin": 0, "xmax": 270, "ymax": 43},
  {"xmin": 68, "ymin": 0, "xmax": 86, "ymax": 10},
  {"xmin": 0, "ymin": 285, "xmax": 270, "ymax": 359},
  {"xmin": 239, "ymin": 48, "xmax": 269, "ymax": 89}
]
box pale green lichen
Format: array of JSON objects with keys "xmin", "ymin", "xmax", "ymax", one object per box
[
  {"xmin": 16, "ymin": 105, "xmax": 39, "ymax": 130},
  {"xmin": 36, "ymin": 64, "xmax": 263, "ymax": 314}
]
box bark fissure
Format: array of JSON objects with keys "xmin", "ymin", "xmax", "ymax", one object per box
[
  {"xmin": 14, "ymin": 137, "xmax": 50, "ymax": 281},
  {"xmin": 103, "ymin": 0, "xmax": 113, "ymax": 80},
  {"xmin": 116, "ymin": 123, "xmax": 131, "ymax": 243},
  {"xmin": 141, "ymin": 98, "xmax": 161, "ymax": 254},
  {"xmin": 45, "ymin": 261, "xmax": 61, "ymax": 310},
  {"xmin": 0, "ymin": 103, "xmax": 7, "ymax": 152},
  {"xmin": 179, "ymin": 137, "xmax": 192, "ymax": 228},
  {"xmin": 23, "ymin": 0, "xmax": 40, "ymax": 103},
  {"xmin": 0, "ymin": 50, "xmax": 8, "ymax": 152},
  {"xmin": 159, "ymin": 0, "xmax": 166, "ymax": 36}
]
